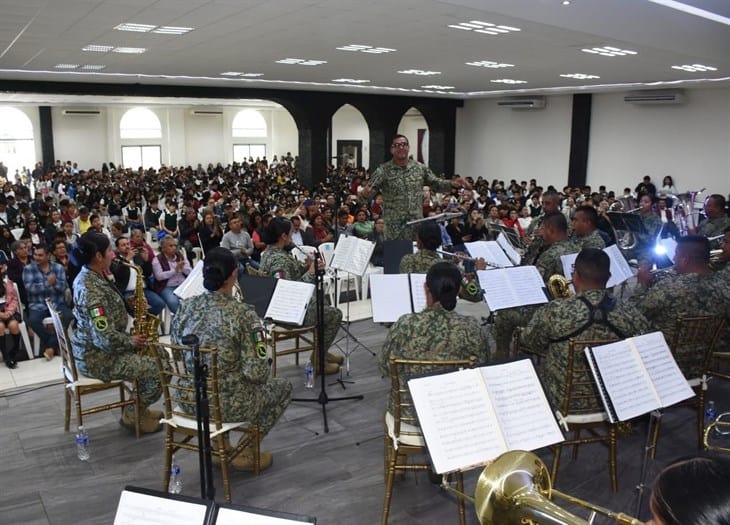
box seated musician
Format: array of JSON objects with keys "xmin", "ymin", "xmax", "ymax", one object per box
[
  {"xmin": 695, "ymin": 194, "xmax": 730, "ymax": 247},
  {"xmin": 258, "ymin": 216, "xmax": 343, "ymax": 375},
  {"xmin": 571, "ymin": 205, "xmax": 607, "ymax": 250},
  {"xmin": 171, "ymin": 248, "xmax": 292, "ymax": 471},
  {"xmin": 70, "ymin": 232, "xmax": 162, "ymax": 434},
  {"xmin": 379, "ymin": 261, "xmax": 490, "ymax": 414},
  {"xmin": 631, "ymin": 235, "xmax": 726, "ymax": 345},
  {"xmin": 520, "ymin": 248, "xmax": 650, "ymax": 409}
]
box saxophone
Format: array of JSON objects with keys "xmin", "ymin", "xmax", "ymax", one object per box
[{"xmin": 124, "ymin": 260, "xmax": 161, "ymax": 352}]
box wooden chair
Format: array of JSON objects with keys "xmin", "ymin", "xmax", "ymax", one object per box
[
  {"xmin": 652, "ymin": 315, "xmax": 725, "ymax": 454},
  {"xmin": 382, "ymin": 355, "xmax": 477, "ymax": 525},
  {"xmin": 153, "ymin": 341, "xmax": 261, "ymax": 503},
  {"xmin": 551, "ymin": 337, "xmax": 621, "ymax": 492},
  {"xmin": 46, "ymin": 299, "xmax": 141, "ymax": 438}
]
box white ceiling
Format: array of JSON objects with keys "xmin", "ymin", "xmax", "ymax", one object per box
[{"xmin": 0, "ymin": 0, "xmax": 728, "ymax": 104}]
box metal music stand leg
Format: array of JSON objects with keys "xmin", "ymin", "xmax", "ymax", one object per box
[
  {"xmin": 331, "ymin": 268, "xmax": 376, "ymax": 377},
  {"xmin": 635, "ymin": 409, "xmax": 661, "ymax": 517}
]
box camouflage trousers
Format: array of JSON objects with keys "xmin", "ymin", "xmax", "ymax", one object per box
[
  {"xmin": 304, "ymin": 304, "xmax": 343, "ymax": 352},
  {"xmin": 83, "ymin": 349, "xmax": 162, "ymax": 409},
  {"xmin": 384, "ymin": 220, "xmax": 416, "ymax": 242},
  {"xmin": 221, "ymin": 378, "xmax": 292, "ymax": 437},
  {"xmin": 492, "ymin": 305, "xmax": 539, "ymax": 360}
]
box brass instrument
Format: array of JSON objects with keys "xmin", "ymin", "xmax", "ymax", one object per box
[
  {"xmin": 547, "ymin": 274, "xmax": 573, "ymax": 299},
  {"xmin": 704, "ymin": 412, "xmax": 730, "ymax": 453},
  {"xmin": 473, "ymin": 450, "xmax": 643, "ymax": 525},
  {"xmin": 124, "ymin": 260, "xmax": 161, "ymax": 352}
]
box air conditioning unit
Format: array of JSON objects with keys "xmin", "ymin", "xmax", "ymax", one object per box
[
  {"xmin": 496, "ymin": 97, "xmax": 546, "ymax": 109},
  {"xmin": 190, "ymin": 110, "xmax": 223, "ymax": 116},
  {"xmin": 623, "ymin": 90, "xmax": 685, "ymax": 104},
  {"xmin": 62, "ymin": 109, "xmax": 101, "ymax": 116}
]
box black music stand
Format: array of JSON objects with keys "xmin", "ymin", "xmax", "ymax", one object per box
[{"xmin": 383, "ymin": 240, "xmax": 413, "ymax": 274}]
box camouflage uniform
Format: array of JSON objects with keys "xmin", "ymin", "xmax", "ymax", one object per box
[
  {"xmin": 535, "ymin": 238, "xmax": 580, "ymax": 281},
  {"xmin": 367, "ymin": 159, "xmax": 453, "ymax": 241},
  {"xmin": 71, "ymin": 266, "xmax": 161, "ymax": 408},
  {"xmin": 400, "ymin": 250, "xmax": 484, "ymax": 303},
  {"xmin": 522, "ymin": 216, "xmax": 545, "ymax": 266},
  {"xmin": 712, "ymin": 265, "xmax": 730, "ymax": 353},
  {"xmin": 698, "ymin": 217, "xmax": 730, "ymax": 248},
  {"xmin": 636, "ymin": 213, "xmax": 663, "ymax": 265},
  {"xmin": 573, "ymin": 229, "xmax": 606, "ymax": 250},
  {"xmin": 172, "ymin": 291, "xmax": 292, "ymax": 435},
  {"xmin": 259, "ymin": 246, "xmax": 342, "ymax": 351},
  {"xmin": 521, "ymin": 289, "xmax": 651, "ymax": 410},
  {"xmin": 379, "ymin": 305, "xmax": 490, "ymax": 418}
]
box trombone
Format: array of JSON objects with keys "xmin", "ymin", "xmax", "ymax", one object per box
[{"xmin": 704, "ymin": 412, "xmax": 730, "ymax": 453}]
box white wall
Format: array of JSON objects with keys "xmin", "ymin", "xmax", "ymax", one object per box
[
  {"xmin": 52, "ymin": 108, "xmax": 110, "ymax": 168},
  {"xmin": 455, "ymin": 96, "xmax": 573, "ymax": 189},
  {"xmin": 587, "ymin": 88, "xmax": 730, "ymax": 196},
  {"xmin": 331, "ymin": 104, "xmax": 369, "ymax": 168},
  {"xmin": 397, "ymin": 110, "xmax": 429, "ymax": 166}
]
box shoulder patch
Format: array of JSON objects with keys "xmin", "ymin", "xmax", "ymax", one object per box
[
  {"xmin": 89, "ymin": 305, "xmax": 105, "ymax": 319},
  {"xmin": 94, "ymin": 316, "xmax": 109, "ymax": 332}
]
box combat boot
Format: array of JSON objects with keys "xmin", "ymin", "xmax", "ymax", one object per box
[
  {"xmin": 310, "ymin": 351, "xmax": 340, "ymax": 376},
  {"xmin": 230, "ymin": 448, "xmax": 273, "ymax": 472},
  {"xmin": 120, "ymin": 406, "xmax": 162, "ymax": 434},
  {"xmin": 326, "ymin": 351, "xmax": 344, "ymax": 365}
]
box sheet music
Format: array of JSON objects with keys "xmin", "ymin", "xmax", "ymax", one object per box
[
  {"xmin": 114, "ymin": 491, "xmax": 209, "ymax": 525},
  {"xmin": 480, "ymin": 360, "xmax": 564, "ymax": 452},
  {"xmin": 264, "ymin": 280, "xmax": 314, "ymax": 325},
  {"xmin": 633, "ymin": 332, "xmax": 695, "ymax": 407},
  {"xmin": 408, "ymin": 368, "xmax": 506, "ymax": 474},
  {"xmin": 409, "ymin": 273, "xmax": 427, "ymax": 313},
  {"xmin": 587, "ymin": 339, "xmax": 660, "ymax": 421},
  {"xmin": 464, "ymin": 241, "xmax": 514, "ymax": 268},
  {"xmin": 497, "ymin": 232, "xmax": 521, "ymax": 265},
  {"xmin": 603, "ymin": 244, "xmax": 634, "ymax": 288},
  {"xmin": 369, "ymin": 274, "xmax": 413, "ymax": 323},
  {"xmin": 330, "ymin": 235, "xmax": 375, "ymax": 276},
  {"xmin": 216, "ymin": 508, "xmax": 310, "ymax": 524},
  {"xmin": 174, "ymin": 260, "xmax": 205, "ymax": 299},
  {"xmin": 477, "ymin": 266, "xmax": 548, "ymax": 311}
]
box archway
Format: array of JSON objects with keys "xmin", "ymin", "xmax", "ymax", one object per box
[
  {"xmin": 396, "ymin": 107, "xmax": 429, "ymax": 165},
  {"xmin": 331, "ymin": 104, "xmax": 369, "ymax": 169},
  {"xmin": 0, "ymin": 107, "xmax": 35, "ymax": 181}
]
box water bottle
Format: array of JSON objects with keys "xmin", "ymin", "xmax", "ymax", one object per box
[
  {"xmin": 304, "ymin": 360, "xmax": 314, "ymax": 389},
  {"xmin": 168, "ymin": 456, "xmax": 183, "ymax": 494},
  {"xmin": 705, "ymin": 400, "xmax": 717, "ymax": 428},
  {"xmin": 75, "ymin": 425, "xmax": 90, "ymax": 461}
]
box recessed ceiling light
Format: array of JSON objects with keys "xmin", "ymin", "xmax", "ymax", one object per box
[
  {"xmin": 422, "ymin": 85, "xmax": 455, "ymax": 89},
  {"xmin": 671, "ymin": 64, "xmax": 717, "ymax": 72},
  {"xmin": 337, "ymin": 44, "xmax": 396, "ymax": 54},
  {"xmin": 152, "ymin": 26, "xmax": 194, "ymax": 35},
  {"xmin": 82, "ymin": 45, "xmax": 114, "ymax": 53},
  {"xmin": 114, "ymin": 23, "xmax": 194, "ymax": 35},
  {"xmin": 560, "ymin": 73, "xmax": 600, "ymax": 79},
  {"xmin": 397, "ymin": 69, "xmax": 441, "ymax": 76},
  {"xmin": 647, "ymin": 0, "xmax": 730, "ymax": 26},
  {"xmin": 491, "ymin": 78, "xmax": 527, "ymax": 84},
  {"xmin": 80, "ymin": 64, "xmax": 107, "ymax": 71},
  {"xmin": 112, "ymin": 47, "xmax": 147, "ymax": 54},
  {"xmin": 562, "ymin": 0, "xmax": 571, "ymax": 5},
  {"xmin": 114, "ymin": 23, "xmax": 155, "ymax": 33},
  {"xmin": 581, "ymin": 46, "xmax": 637, "ymax": 57},
  {"xmin": 276, "ymin": 58, "xmax": 327, "ymax": 66},
  {"xmin": 240, "ymin": 73, "xmax": 264, "ymax": 77},
  {"xmin": 332, "ymin": 78, "xmax": 371, "ymax": 83},
  {"xmin": 448, "ymin": 20, "xmax": 520, "ymax": 34},
  {"xmin": 55, "ymin": 64, "xmax": 80, "ymax": 69},
  {"xmin": 466, "ymin": 60, "xmax": 514, "ymax": 68},
  {"xmin": 220, "ymin": 72, "xmax": 264, "ymax": 77}
]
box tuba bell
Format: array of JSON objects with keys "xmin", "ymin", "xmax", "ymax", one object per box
[
  {"xmin": 474, "ymin": 450, "xmax": 643, "ymax": 525},
  {"xmin": 547, "ymin": 274, "xmax": 573, "ymax": 299}
]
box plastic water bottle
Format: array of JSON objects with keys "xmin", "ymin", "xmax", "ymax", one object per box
[
  {"xmin": 75, "ymin": 425, "xmax": 90, "ymax": 461},
  {"xmin": 705, "ymin": 400, "xmax": 717, "ymax": 428},
  {"xmin": 304, "ymin": 360, "xmax": 314, "ymax": 389},
  {"xmin": 168, "ymin": 457, "xmax": 183, "ymax": 494}
]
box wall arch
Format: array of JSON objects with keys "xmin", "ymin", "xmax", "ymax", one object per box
[
  {"xmin": 0, "ymin": 106, "xmax": 36, "ymax": 179},
  {"xmin": 397, "ymin": 107, "xmax": 429, "ymax": 165},
  {"xmin": 331, "ymin": 104, "xmax": 369, "ymax": 169}
]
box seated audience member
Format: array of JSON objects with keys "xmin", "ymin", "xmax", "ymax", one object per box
[
  {"xmin": 649, "ymin": 456, "xmax": 730, "ymax": 525},
  {"xmin": 290, "ymin": 215, "xmax": 316, "ymax": 247},
  {"xmin": 520, "ymin": 248, "xmax": 650, "ymax": 409},
  {"xmin": 379, "ymin": 262, "xmax": 490, "ymax": 417},
  {"xmin": 73, "ymin": 206, "xmax": 92, "ymax": 236},
  {"xmin": 171, "ymin": 248, "xmax": 292, "ymax": 471},
  {"xmin": 198, "ymin": 209, "xmax": 223, "ymax": 253},
  {"xmin": 220, "ymin": 214, "xmax": 257, "ymax": 272},
  {"xmin": 152, "ymin": 235, "xmax": 192, "ymax": 314},
  {"xmin": 371, "ymin": 218, "xmax": 385, "ymax": 267},
  {"xmin": 144, "ymin": 200, "xmax": 162, "ymax": 237},
  {"xmin": 70, "ymin": 232, "xmax": 162, "ymax": 434},
  {"xmin": 0, "ymin": 264, "xmax": 22, "ymax": 369},
  {"xmin": 351, "ymin": 209, "xmax": 374, "ymax": 240},
  {"xmin": 110, "ymin": 236, "xmax": 165, "ymax": 316},
  {"xmin": 178, "ymin": 206, "xmax": 200, "ymax": 263},
  {"xmin": 22, "ymin": 244, "xmax": 72, "ymax": 361},
  {"xmin": 7, "ymin": 240, "xmax": 30, "ymax": 305}
]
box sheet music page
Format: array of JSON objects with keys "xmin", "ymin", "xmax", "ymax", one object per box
[
  {"xmin": 588, "ymin": 339, "xmax": 660, "ymax": 421},
  {"xmin": 558, "ymin": 253, "xmax": 578, "ymax": 294},
  {"xmin": 408, "ymin": 368, "xmax": 506, "ymax": 474},
  {"xmin": 264, "ymin": 280, "xmax": 314, "ymax": 325},
  {"xmin": 480, "ymin": 360, "xmax": 564, "ymax": 451},
  {"xmin": 632, "ymin": 331, "xmax": 695, "ymax": 407},
  {"xmin": 604, "ymin": 244, "xmax": 634, "ymax": 288},
  {"xmin": 409, "ymin": 273, "xmax": 428, "ymax": 313},
  {"xmin": 330, "ymin": 235, "xmax": 375, "ymax": 276},
  {"xmin": 464, "ymin": 241, "xmax": 514, "ymax": 268},
  {"xmin": 477, "ymin": 266, "xmax": 548, "ymax": 311},
  {"xmin": 174, "ymin": 260, "xmax": 205, "ymax": 299},
  {"xmin": 216, "ymin": 508, "xmax": 310, "ymax": 524},
  {"xmin": 497, "ymin": 232, "xmax": 521, "ymax": 265},
  {"xmin": 369, "ymin": 274, "xmax": 413, "ymax": 323},
  {"xmin": 114, "ymin": 491, "xmax": 209, "ymax": 525}
]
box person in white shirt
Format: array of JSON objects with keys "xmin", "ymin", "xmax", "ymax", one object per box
[{"xmin": 220, "ymin": 215, "xmax": 257, "ymax": 271}]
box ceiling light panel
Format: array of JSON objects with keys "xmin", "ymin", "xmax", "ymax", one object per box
[
  {"xmin": 112, "ymin": 47, "xmax": 147, "ymax": 54},
  {"xmin": 397, "ymin": 69, "xmax": 441, "ymax": 76},
  {"xmin": 560, "ymin": 73, "xmax": 600, "ymax": 79},
  {"xmin": 82, "ymin": 45, "xmax": 114, "ymax": 53},
  {"xmin": 421, "ymin": 85, "xmax": 455, "ymax": 89},
  {"xmin": 276, "ymin": 58, "xmax": 327, "ymax": 66},
  {"xmin": 332, "ymin": 78, "xmax": 370, "ymax": 83},
  {"xmin": 671, "ymin": 64, "xmax": 717, "ymax": 72},
  {"xmin": 114, "ymin": 23, "xmax": 155, "ymax": 33},
  {"xmin": 466, "ymin": 60, "xmax": 514, "ymax": 69},
  {"xmin": 491, "ymin": 79, "xmax": 527, "ymax": 84},
  {"xmin": 581, "ymin": 46, "xmax": 637, "ymax": 57},
  {"xmin": 448, "ymin": 20, "xmax": 521, "ymax": 36},
  {"xmin": 336, "ymin": 45, "xmax": 396, "ymax": 54},
  {"xmin": 152, "ymin": 26, "xmax": 194, "ymax": 35},
  {"xmin": 220, "ymin": 72, "xmax": 264, "ymax": 77},
  {"xmin": 54, "ymin": 64, "xmax": 80, "ymax": 69},
  {"xmin": 80, "ymin": 65, "xmax": 107, "ymax": 71}
]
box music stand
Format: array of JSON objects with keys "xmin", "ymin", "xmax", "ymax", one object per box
[{"xmin": 383, "ymin": 240, "xmax": 413, "ymax": 274}]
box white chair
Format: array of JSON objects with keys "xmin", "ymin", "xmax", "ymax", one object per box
[
  {"xmin": 359, "ymin": 263, "xmax": 384, "ymax": 300},
  {"xmin": 317, "ymin": 242, "xmax": 360, "ymax": 306},
  {"xmin": 11, "ymin": 228, "xmax": 24, "ymax": 240},
  {"xmin": 292, "ymin": 244, "xmax": 317, "ymax": 263},
  {"xmin": 12, "ymin": 283, "xmax": 34, "ymax": 360}
]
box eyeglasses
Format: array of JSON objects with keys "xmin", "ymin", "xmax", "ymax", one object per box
[{"xmin": 391, "ymin": 142, "xmax": 409, "ymax": 149}]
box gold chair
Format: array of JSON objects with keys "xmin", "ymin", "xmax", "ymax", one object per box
[
  {"xmin": 652, "ymin": 315, "xmax": 725, "ymax": 454},
  {"xmin": 153, "ymin": 341, "xmax": 261, "ymax": 503},
  {"xmin": 551, "ymin": 337, "xmax": 621, "ymax": 493},
  {"xmin": 382, "ymin": 355, "xmax": 477, "ymax": 525},
  {"xmin": 46, "ymin": 299, "xmax": 141, "ymax": 438}
]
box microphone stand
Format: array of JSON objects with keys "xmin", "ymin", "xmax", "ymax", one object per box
[
  {"xmin": 181, "ymin": 334, "xmax": 215, "ymax": 501},
  {"xmin": 292, "ymin": 252, "xmax": 363, "ymax": 433}
]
